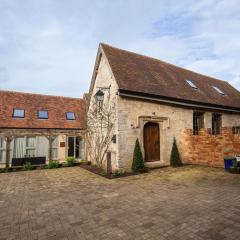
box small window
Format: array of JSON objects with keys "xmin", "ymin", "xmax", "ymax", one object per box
[
  {"xmin": 212, "ymin": 113, "xmax": 222, "ymax": 135},
  {"xmin": 66, "ymin": 112, "xmax": 76, "ymax": 120},
  {"xmin": 212, "ymin": 86, "xmax": 225, "ymax": 95},
  {"xmin": 186, "ymin": 80, "xmax": 198, "ymax": 89},
  {"xmin": 232, "ymin": 126, "xmax": 240, "ymax": 134},
  {"xmin": 38, "ymin": 110, "xmax": 48, "ymax": 119},
  {"xmin": 193, "ymin": 111, "xmax": 204, "ymax": 135},
  {"xmin": 13, "ymin": 109, "xmax": 25, "ymax": 118}
]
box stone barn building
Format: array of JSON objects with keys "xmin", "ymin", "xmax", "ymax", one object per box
[
  {"xmin": 0, "ymin": 91, "xmax": 86, "ymax": 168},
  {"xmin": 87, "ymin": 43, "xmax": 240, "ymax": 171}
]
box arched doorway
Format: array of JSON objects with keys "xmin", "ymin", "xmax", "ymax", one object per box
[{"xmin": 144, "ymin": 122, "xmax": 160, "ymax": 162}]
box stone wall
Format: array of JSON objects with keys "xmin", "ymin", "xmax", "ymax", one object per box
[
  {"xmin": 181, "ymin": 128, "xmax": 240, "ymax": 167},
  {"xmin": 87, "ymin": 52, "xmax": 119, "ymax": 169},
  {"xmin": 117, "ymin": 96, "xmax": 240, "ymax": 171},
  {"xmin": 117, "ymin": 97, "xmax": 193, "ymax": 170}
]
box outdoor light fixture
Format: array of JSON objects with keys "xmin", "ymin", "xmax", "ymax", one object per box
[{"xmin": 94, "ymin": 90, "xmax": 104, "ymax": 102}]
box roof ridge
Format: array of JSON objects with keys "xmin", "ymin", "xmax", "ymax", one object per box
[
  {"xmin": 100, "ymin": 42, "xmax": 227, "ymax": 83},
  {"xmin": 0, "ymin": 89, "xmax": 84, "ymax": 101}
]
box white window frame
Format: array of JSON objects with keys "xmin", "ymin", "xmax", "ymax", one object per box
[
  {"xmin": 212, "ymin": 86, "xmax": 225, "ymax": 95},
  {"xmin": 186, "ymin": 80, "xmax": 198, "ymax": 89},
  {"xmin": 49, "ymin": 136, "xmax": 58, "ymax": 160},
  {"xmin": 25, "ymin": 136, "xmax": 36, "ymax": 157},
  {"xmin": 67, "ymin": 136, "xmax": 83, "ymax": 159},
  {"xmin": 0, "ymin": 138, "xmax": 6, "ymax": 162}
]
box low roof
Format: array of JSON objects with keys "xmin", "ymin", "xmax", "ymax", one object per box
[
  {"xmin": 101, "ymin": 43, "xmax": 240, "ymax": 112},
  {"xmin": 0, "ymin": 90, "xmax": 86, "ymax": 129}
]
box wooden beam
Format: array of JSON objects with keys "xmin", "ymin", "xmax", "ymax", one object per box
[
  {"xmin": 4, "ymin": 136, "xmax": 14, "ymax": 171},
  {"xmin": 0, "ymin": 128, "xmax": 85, "ymax": 138}
]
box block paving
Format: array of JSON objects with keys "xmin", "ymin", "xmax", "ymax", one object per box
[{"xmin": 0, "ymin": 165, "xmax": 240, "ymax": 240}]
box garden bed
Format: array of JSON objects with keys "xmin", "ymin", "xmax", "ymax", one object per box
[
  {"xmin": 80, "ymin": 163, "xmax": 148, "ymax": 179},
  {"xmin": 0, "ymin": 158, "xmax": 82, "ymax": 173}
]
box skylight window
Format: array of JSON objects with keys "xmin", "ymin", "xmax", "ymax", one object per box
[
  {"xmin": 186, "ymin": 80, "xmax": 198, "ymax": 89},
  {"xmin": 38, "ymin": 110, "xmax": 48, "ymax": 119},
  {"xmin": 66, "ymin": 112, "xmax": 76, "ymax": 120},
  {"xmin": 13, "ymin": 109, "xmax": 25, "ymax": 118},
  {"xmin": 212, "ymin": 86, "xmax": 225, "ymax": 95}
]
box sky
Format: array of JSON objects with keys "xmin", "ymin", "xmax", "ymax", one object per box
[{"xmin": 0, "ymin": 0, "xmax": 240, "ymax": 98}]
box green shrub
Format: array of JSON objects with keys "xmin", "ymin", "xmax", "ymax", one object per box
[
  {"xmin": 23, "ymin": 162, "xmax": 33, "ymax": 171},
  {"xmin": 63, "ymin": 156, "xmax": 76, "ymax": 167},
  {"xmin": 112, "ymin": 169, "xmax": 125, "ymax": 177},
  {"xmin": 132, "ymin": 138, "xmax": 145, "ymax": 172},
  {"xmin": 170, "ymin": 137, "xmax": 182, "ymax": 167},
  {"xmin": 229, "ymin": 166, "xmax": 240, "ymax": 174},
  {"xmin": 45, "ymin": 160, "xmax": 60, "ymax": 169}
]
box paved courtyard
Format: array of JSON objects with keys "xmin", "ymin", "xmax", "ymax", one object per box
[{"xmin": 0, "ymin": 166, "xmax": 240, "ymax": 240}]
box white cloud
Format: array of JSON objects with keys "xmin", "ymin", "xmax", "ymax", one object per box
[{"xmin": 0, "ymin": 0, "xmax": 239, "ymax": 98}]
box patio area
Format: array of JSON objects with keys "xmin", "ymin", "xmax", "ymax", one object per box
[{"xmin": 0, "ymin": 165, "xmax": 240, "ymax": 240}]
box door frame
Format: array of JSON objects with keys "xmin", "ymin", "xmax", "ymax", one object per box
[
  {"xmin": 138, "ymin": 116, "xmax": 170, "ymax": 165},
  {"xmin": 143, "ymin": 122, "xmax": 160, "ymax": 162},
  {"xmin": 66, "ymin": 136, "xmax": 83, "ymax": 159}
]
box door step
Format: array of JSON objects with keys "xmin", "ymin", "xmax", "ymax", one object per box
[{"xmin": 144, "ymin": 161, "xmax": 168, "ymax": 169}]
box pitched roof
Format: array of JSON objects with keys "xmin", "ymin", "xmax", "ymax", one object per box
[
  {"xmin": 101, "ymin": 43, "xmax": 240, "ymax": 112},
  {"xmin": 0, "ymin": 90, "xmax": 86, "ymax": 129}
]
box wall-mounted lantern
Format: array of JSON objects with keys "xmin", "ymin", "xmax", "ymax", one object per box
[{"xmin": 94, "ymin": 90, "xmax": 104, "ymax": 102}]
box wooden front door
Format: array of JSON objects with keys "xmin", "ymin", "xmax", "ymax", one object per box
[{"xmin": 144, "ymin": 122, "xmax": 160, "ymax": 162}]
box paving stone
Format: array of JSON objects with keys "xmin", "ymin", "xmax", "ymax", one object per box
[{"xmin": 0, "ymin": 166, "xmax": 240, "ymax": 239}]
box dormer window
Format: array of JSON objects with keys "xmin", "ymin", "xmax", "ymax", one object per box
[
  {"xmin": 38, "ymin": 110, "xmax": 48, "ymax": 119},
  {"xmin": 13, "ymin": 109, "xmax": 25, "ymax": 118},
  {"xmin": 212, "ymin": 86, "xmax": 225, "ymax": 95},
  {"xmin": 94, "ymin": 90, "xmax": 104, "ymax": 112},
  {"xmin": 66, "ymin": 112, "xmax": 76, "ymax": 120},
  {"xmin": 186, "ymin": 80, "xmax": 198, "ymax": 89}
]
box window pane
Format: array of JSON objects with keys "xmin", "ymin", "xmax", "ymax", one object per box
[
  {"xmin": 212, "ymin": 113, "xmax": 222, "ymax": 135},
  {"xmin": 26, "ymin": 149, "xmax": 35, "ymax": 157},
  {"xmin": 193, "ymin": 112, "xmax": 204, "ymax": 135},
  {"xmin": 68, "ymin": 137, "xmax": 75, "ymax": 157},
  {"xmin": 52, "ymin": 148, "xmax": 58, "ymax": 160},
  {"xmin": 13, "ymin": 109, "xmax": 25, "ymax": 118},
  {"xmin": 26, "ymin": 137, "xmax": 36, "ymax": 147},
  {"xmin": 38, "ymin": 110, "xmax": 48, "ymax": 119},
  {"xmin": 212, "ymin": 86, "xmax": 225, "ymax": 95},
  {"xmin": 186, "ymin": 80, "xmax": 198, "ymax": 89},
  {"xmin": 66, "ymin": 112, "xmax": 75, "ymax": 120},
  {"xmin": 14, "ymin": 137, "xmax": 25, "ymax": 158},
  {"xmin": 52, "ymin": 137, "xmax": 58, "ymax": 147}
]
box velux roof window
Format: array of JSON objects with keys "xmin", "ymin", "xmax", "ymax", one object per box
[
  {"xmin": 66, "ymin": 112, "xmax": 76, "ymax": 120},
  {"xmin": 186, "ymin": 80, "xmax": 198, "ymax": 89},
  {"xmin": 212, "ymin": 86, "xmax": 225, "ymax": 95},
  {"xmin": 38, "ymin": 110, "xmax": 48, "ymax": 119},
  {"xmin": 13, "ymin": 109, "xmax": 25, "ymax": 118}
]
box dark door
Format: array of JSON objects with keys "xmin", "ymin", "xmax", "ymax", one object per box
[
  {"xmin": 68, "ymin": 137, "xmax": 75, "ymax": 157},
  {"xmin": 144, "ymin": 122, "xmax": 160, "ymax": 162}
]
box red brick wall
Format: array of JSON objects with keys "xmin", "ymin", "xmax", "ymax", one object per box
[{"xmin": 180, "ymin": 127, "xmax": 240, "ymax": 167}]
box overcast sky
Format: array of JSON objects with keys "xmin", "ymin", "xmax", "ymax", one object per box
[{"xmin": 0, "ymin": 0, "xmax": 240, "ymax": 98}]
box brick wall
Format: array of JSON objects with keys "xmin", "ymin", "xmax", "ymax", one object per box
[{"xmin": 181, "ymin": 127, "xmax": 240, "ymax": 167}]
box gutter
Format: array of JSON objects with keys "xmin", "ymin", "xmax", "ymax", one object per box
[{"xmin": 118, "ymin": 89, "xmax": 240, "ymax": 114}]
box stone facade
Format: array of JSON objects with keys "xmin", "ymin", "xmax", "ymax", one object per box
[
  {"xmin": 181, "ymin": 128, "xmax": 240, "ymax": 167},
  {"xmin": 87, "ymin": 52, "xmax": 119, "ymax": 169},
  {"xmin": 117, "ymin": 97, "xmax": 240, "ymax": 170},
  {"xmin": 88, "ymin": 49, "xmax": 240, "ymax": 171}
]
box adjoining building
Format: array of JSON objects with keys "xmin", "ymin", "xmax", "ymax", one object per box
[
  {"xmin": 87, "ymin": 43, "xmax": 240, "ymax": 171},
  {"xmin": 0, "ymin": 90, "xmax": 86, "ymax": 168}
]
